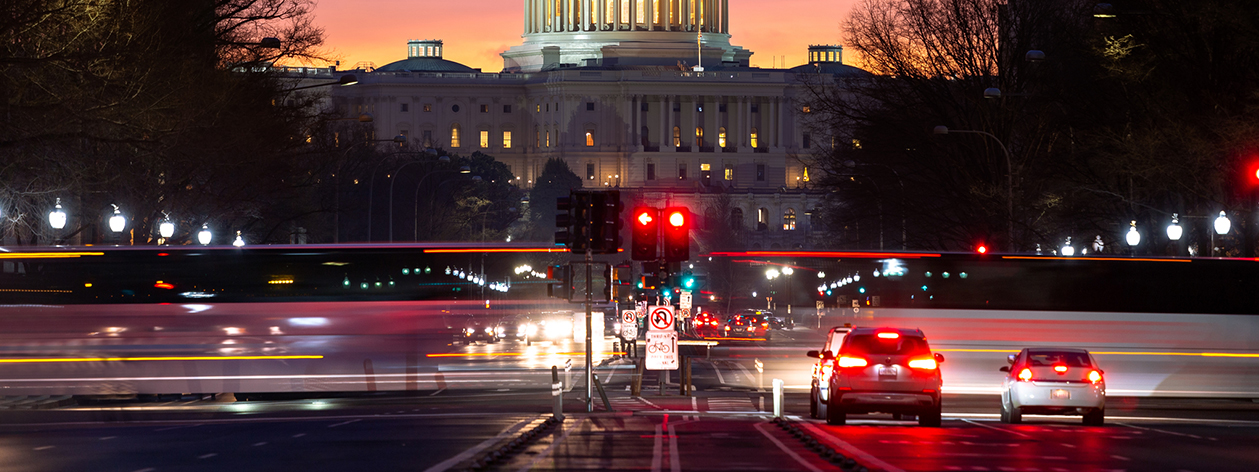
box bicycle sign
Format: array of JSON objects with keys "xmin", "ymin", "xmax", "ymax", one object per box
[
  {"xmin": 647, "ymin": 305, "xmax": 674, "ymax": 332},
  {"xmin": 645, "ymin": 331, "xmax": 678, "ymax": 370}
]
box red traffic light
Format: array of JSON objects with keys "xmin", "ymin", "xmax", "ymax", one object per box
[
  {"xmin": 977, "ymin": 245, "xmax": 988, "ymax": 254},
  {"xmin": 631, "ymin": 207, "xmax": 660, "ymax": 261},
  {"xmin": 637, "ymin": 210, "xmax": 654, "ymax": 226},
  {"xmin": 667, "ymin": 210, "xmax": 686, "ymax": 227}
]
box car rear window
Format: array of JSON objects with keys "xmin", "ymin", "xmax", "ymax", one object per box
[
  {"xmin": 1027, "ymin": 351, "xmax": 1092, "ymax": 367},
  {"xmin": 844, "ymin": 334, "xmax": 930, "ymax": 356}
]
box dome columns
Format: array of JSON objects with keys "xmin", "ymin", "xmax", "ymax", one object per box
[{"xmin": 524, "ymin": 0, "xmax": 729, "ymax": 34}]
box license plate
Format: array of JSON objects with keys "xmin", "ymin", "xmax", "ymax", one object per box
[
  {"xmin": 878, "ymin": 366, "xmax": 896, "ymax": 378},
  {"xmin": 1051, "ymin": 389, "xmax": 1070, "ymax": 400}
]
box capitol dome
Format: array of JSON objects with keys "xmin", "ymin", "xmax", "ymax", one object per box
[
  {"xmin": 377, "ymin": 40, "xmax": 477, "ymax": 73},
  {"xmin": 501, "ymin": 0, "xmax": 752, "ymax": 72},
  {"xmin": 789, "ymin": 45, "xmax": 871, "ymax": 77}
]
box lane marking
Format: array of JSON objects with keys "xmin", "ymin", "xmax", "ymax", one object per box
[
  {"xmin": 668, "ymin": 424, "xmax": 681, "ymax": 472},
  {"xmin": 253, "ymin": 442, "xmax": 267, "ymax": 446},
  {"xmin": 328, "ymin": 419, "xmax": 361, "ymax": 428},
  {"xmin": 34, "ymin": 446, "xmax": 54, "ymax": 451},
  {"xmin": 1111, "ymin": 454, "xmax": 1130, "ymax": 461},
  {"xmin": 197, "ymin": 453, "xmax": 217, "ymax": 459},
  {"xmin": 132, "ymin": 469, "xmax": 155, "ymax": 472},
  {"xmin": 753, "ymin": 422, "xmax": 824, "ymax": 472},
  {"xmin": 514, "ymin": 418, "xmax": 585, "ymax": 472},
  {"xmin": 422, "ymin": 416, "xmax": 536, "ymax": 472},
  {"xmin": 950, "ymin": 413, "xmax": 1259, "ymax": 426},
  {"xmin": 0, "ymin": 355, "xmax": 322, "ymax": 363},
  {"xmin": 0, "ymin": 412, "xmax": 535, "ymax": 428},
  {"xmin": 99, "ymin": 436, "xmax": 116, "ymax": 440},
  {"xmin": 691, "ymin": 397, "xmax": 697, "ymax": 412},
  {"xmin": 651, "ymin": 424, "xmax": 663, "ymax": 472},
  {"xmin": 639, "ymin": 398, "xmax": 664, "ymax": 410},
  {"xmin": 293, "ymin": 433, "xmax": 306, "ymax": 438},
  {"xmin": 1118, "ymin": 422, "xmax": 1215, "ymax": 441},
  {"xmin": 798, "ymin": 422, "xmax": 907, "ymax": 472},
  {"xmin": 155, "ymin": 424, "xmax": 202, "ymax": 432},
  {"xmin": 711, "ymin": 361, "xmax": 728, "ymax": 384},
  {"xmin": 961, "ymin": 419, "xmax": 1035, "ymax": 439},
  {"xmin": 1060, "ymin": 443, "xmax": 1076, "ymax": 448}
]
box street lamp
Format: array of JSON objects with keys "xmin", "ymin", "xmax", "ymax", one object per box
[
  {"xmin": 1061, "ymin": 237, "xmax": 1075, "ymax": 256},
  {"xmin": 1166, "ymin": 213, "xmax": 1183, "ymax": 241},
  {"xmin": 108, "ymin": 205, "xmax": 126, "ymax": 233},
  {"xmin": 387, "ymin": 155, "xmax": 454, "ymax": 242},
  {"xmin": 232, "ymin": 231, "xmax": 246, "ymax": 247},
  {"xmin": 413, "ymin": 165, "xmax": 474, "ymax": 241},
  {"xmin": 1126, "ymin": 220, "xmax": 1140, "ymax": 252},
  {"xmin": 159, "ymin": 214, "xmax": 175, "ymax": 239},
  {"xmin": 1214, "ymin": 211, "xmax": 1231, "ymax": 235},
  {"xmin": 198, "ymin": 224, "xmax": 212, "ymax": 245},
  {"xmin": 934, "ymin": 125, "xmax": 1015, "ymax": 251},
  {"xmin": 48, "ymin": 198, "xmax": 66, "ymax": 230}
]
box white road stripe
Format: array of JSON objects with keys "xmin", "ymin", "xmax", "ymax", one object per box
[
  {"xmin": 962, "ymin": 419, "xmax": 1034, "ymax": 439},
  {"xmin": 253, "ymin": 442, "xmax": 267, "ymax": 446},
  {"xmin": 1111, "ymin": 454, "xmax": 1130, "ymax": 461},
  {"xmin": 99, "ymin": 436, "xmax": 116, "ymax": 440},
  {"xmin": 668, "ymin": 424, "xmax": 681, "ymax": 472},
  {"xmin": 154, "ymin": 424, "xmax": 202, "ymax": 432},
  {"xmin": 799, "ymin": 422, "xmax": 906, "ymax": 472},
  {"xmin": 328, "ymin": 419, "xmax": 361, "ymax": 428},
  {"xmin": 197, "ymin": 453, "xmax": 217, "ymax": 459},
  {"xmin": 651, "ymin": 424, "xmax": 663, "ymax": 472},
  {"xmin": 422, "ymin": 416, "xmax": 536, "ymax": 472},
  {"xmin": 429, "ymin": 388, "xmax": 446, "ymax": 396},
  {"xmin": 1118, "ymin": 422, "xmax": 1215, "ymax": 441},
  {"xmin": 711, "ymin": 361, "xmax": 728, "ymax": 384},
  {"xmin": 514, "ymin": 418, "xmax": 585, "ymax": 472},
  {"xmin": 33, "ymin": 446, "xmax": 54, "ymax": 451},
  {"xmin": 292, "ymin": 433, "xmax": 306, "ymax": 438},
  {"xmin": 753, "ymin": 422, "xmax": 823, "ymax": 472}
]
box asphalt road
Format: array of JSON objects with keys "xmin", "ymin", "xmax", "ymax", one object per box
[{"xmin": 2, "ymin": 326, "xmax": 1258, "ymax": 471}]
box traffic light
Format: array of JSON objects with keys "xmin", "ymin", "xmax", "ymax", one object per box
[
  {"xmin": 662, "ymin": 207, "xmax": 690, "ymax": 262},
  {"xmin": 554, "ymin": 195, "xmax": 573, "ymax": 248},
  {"xmin": 556, "ymin": 191, "xmax": 594, "ymax": 253},
  {"xmin": 546, "ymin": 265, "xmax": 573, "ymax": 299},
  {"xmin": 631, "ymin": 207, "xmax": 659, "ymax": 260},
  {"xmin": 590, "ymin": 190, "xmax": 623, "ymax": 254}
]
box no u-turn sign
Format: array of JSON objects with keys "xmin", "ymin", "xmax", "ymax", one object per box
[{"xmin": 647, "ymin": 305, "xmax": 675, "ymax": 332}]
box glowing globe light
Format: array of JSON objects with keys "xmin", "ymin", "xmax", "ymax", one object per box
[
  {"xmin": 232, "ymin": 231, "xmax": 245, "ymax": 247},
  {"xmin": 108, "ymin": 205, "xmax": 126, "ymax": 233},
  {"xmin": 159, "ymin": 220, "xmax": 175, "ymax": 239},
  {"xmin": 1214, "ymin": 211, "xmax": 1231, "ymax": 235},
  {"xmin": 48, "ymin": 198, "xmax": 67, "ymax": 230},
  {"xmin": 1166, "ymin": 214, "xmax": 1183, "ymax": 241},
  {"xmin": 198, "ymin": 224, "xmax": 212, "ymax": 245},
  {"xmin": 1126, "ymin": 221, "xmax": 1140, "ymax": 247},
  {"xmin": 1061, "ymin": 237, "xmax": 1075, "ymax": 256}
]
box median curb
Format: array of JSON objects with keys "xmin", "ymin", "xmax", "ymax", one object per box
[{"xmin": 771, "ymin": 416, "xmax": 874, "ymax": 472}]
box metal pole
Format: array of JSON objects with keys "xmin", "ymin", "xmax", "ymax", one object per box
[
  {"xmin": 552, "ymin": 365, "xmax": 565, "ymax": 421},
  {"xmin": 772, "ymin": 378, "xmax": 784, "ymax": 417},
  {"xmin": 585, "ymin": 248, "xmax": 594, "ymax": 413}
]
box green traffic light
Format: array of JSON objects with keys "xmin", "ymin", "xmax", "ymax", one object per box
[{"xmin": 682, "ymin": 277, "xmax": 696, "ymax": 289}]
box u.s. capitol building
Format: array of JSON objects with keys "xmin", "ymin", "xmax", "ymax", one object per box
[{"xmin": 319, "ymin": 0, "xmax": 868, "ymax": 249}]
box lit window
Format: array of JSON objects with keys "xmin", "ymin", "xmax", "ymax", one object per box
[
  {"xmin": 751, "ymin": 128, "xmax": 759, "ymax": 148},
  {"xmin": 545, "ymin": 130, "xmax": 550, "ymax": 147},
  {"xmin": 450, "ymin": 125, "xmax": 461, "ymax": 147},
  {"xmin": 678, "ymin": 163, "xmax": 688, "ymax": 180},
  {"xmin": 587, "ymin": 163, "xmax": 595, "ymax": 180},
  {"xmin": 783, "ymin": 208, "xmax": 797, "ymax": 231},
  {"xmin": 718, "ymin": 127, "xmax": 727, "ymax": 147},
  {"xmin": 503, "ymin": 131, "xmax": 512, "ymax": 148},
  {"xmin": 479, "ymin": 130, "xmax": 489, "ymax": 148},
  {"xmin": 724, "ymin": 164, "xmax": 734, "ymax": 181},
  {"xmin": 673, "ymin": 126, "xmax": 681, "ymax": 147},
  {"xmin": 695, "ymin": 127, "xmax": 704, "ymax": 147},
  {"xmin": 586, "ymin": 130, "xmax": 595, "ymax": 146},
  {"xmin": 480, "ymin": 104, "xmax": 489, "ymax": 113},
  {"xmin": 537, "ymin": 104, "xmax": 541, "ymax": 112},
  {"xmin": 423, "ymin": 104, "xmax": 432, "ymax": 112},
  {"xmin": 803, "ymin": 167, "xmax": 810, "ymax": 182},
  {"xmin": 700, "ymin": 163, "xmax": 711, "ymax": 171},
  {"xmin": 802, "ymin": 106, "xmax": 811, "ymax": 113},
  {"xmin": 852, "ymin": 138, "xmax": 862, "ymax": 149}
]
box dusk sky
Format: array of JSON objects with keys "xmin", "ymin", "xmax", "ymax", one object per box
[{"xmin": 310, "ymin": 0, "xmax": 861, "ymax": 72}]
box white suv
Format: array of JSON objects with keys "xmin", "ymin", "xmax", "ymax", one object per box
[
  {"xmin": 1000, "ymin": 348, "xmax": 1106, "ymax": 425},
  {"xmin": 824, "ymin": 327, "xmax": 945, "ymax": 426}
]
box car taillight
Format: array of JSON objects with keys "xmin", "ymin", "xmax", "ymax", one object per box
[
  {"xmin": 877, "ymin": 332, "xmax": 899, "ymax": 339},
  {"xmin": 1054, "ymin": 365, "xmax": 1068, "ymax": 374},
  {"xmin": 838, "ymin": 356, "xmax": 868, "ymax": 368},
  {"xmin": 908, "ymin": 358, "xmax": 938, "ymax": 370},
  {"xmin": 724, "ymin": 326, "xmax": 730, "ymax": 331},
  {"xmin": 762, "ymin": 323, "xmax": 769, "ymax": 328},
  {"xmin": 710, "ymin": 321, "xmax": 718, "ymax": 326},
  {"xmin": 1088, "ymin": 370, "xmax": 1103, "ymax": 383},
  {"xmin": 821, "ymin": 361, "xmax": 835, "ymax": 381},
  {"xmin": 1018, "ymin": 368, "xmax": 1033, "ymax": 381}
]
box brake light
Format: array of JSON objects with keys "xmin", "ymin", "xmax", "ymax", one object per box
[
  {"xmin": 1053, "ymin": 365, "xmax": 1068, "ymax": 374},
  {"xmin": 710, "ymin": 321, "xmax": 718, "ymax": 326},
  {"xmin": 821, "ymin": 361, "xmax": 835, "ymax": 382},
  {"xmin": 838, "ymin": 356, "xmax": 868, "ymax": 368},
  {"xmin": 908, "ymin": 358, "xmax": 938, "ymax": 370},
  {"xmin": 1018, "ymin": 368, "xmax": 1032, "ymax": 381},
  {"xmin": 762, "ymin": 323, "xmax": 769, "ymax": 328},
  {"xmin": 877, "ymin": 332, "xmax": 900, "ymax": 339},
  {"xmin": 1088, "ymin": 370, "xmax": 1102, "ymax": 383}
]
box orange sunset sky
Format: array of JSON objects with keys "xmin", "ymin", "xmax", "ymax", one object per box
[{"xmin": 309, "ymin": 0, "xmax": 862, "ymax": 72}]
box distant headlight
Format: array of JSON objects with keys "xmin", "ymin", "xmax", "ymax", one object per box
[
  {"xmin": 496, "ymin": 326, "xmax": 506, "ymax": 335},
  {"xmin": 484, "ymin": 327, "xmax": 493, "ymax": 334},
  {"xmin": 464, "ymin": 328, "xmax": 475, "ymax": 335},
  {"xmin": 525, "ymin": 324, "xmax": 538, "ymax": 336}
]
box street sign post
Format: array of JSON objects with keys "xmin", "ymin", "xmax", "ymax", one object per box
[
  {"xmin": 645, "ymin": 331, "xmax": 678, "ymax": 370},
  {"xmin": 679, "ymin": 290, "xmax": 692, "ymax": 310},
  {"xmin": 622, "ymin": 310, "xmax": 636, "ymax": 325},
  {"xmin": 622, "ymin": 323, "xmax": 638, "ymax": 340},
  {"xmin": 647, "ymin": 305, "xmax": 675, "ymax": 332}
]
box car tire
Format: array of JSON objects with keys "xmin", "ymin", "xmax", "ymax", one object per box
[
  {"xmin": 919, "ymin": 403, "xmax": 942, "ymax": 427},
  {"xmin": 1000, "ymin": 399, "xmax": 1011, "ymax": 423},
  {"xmin": 1083, "ymin": 407, "xmax": 1105, "ymax": 426},
  {"xmin": 826, "ymin": 400, "xmax": 846, "ymax": 425},
  {"xmin": 1008, "ymin": 403, "xmax": 1023, "ymax": 424},
  {"xmin": 809, "ymin": 387, "xmax": 819, "ymax": 419},
  {"xmin": 892, "ymin": 413, "xmax": 903, "ymax": 421}
]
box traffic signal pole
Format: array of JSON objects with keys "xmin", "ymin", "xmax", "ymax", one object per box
[{"xmin": 585, "ymin": 248, "xmax": 594, "ymax": 413}]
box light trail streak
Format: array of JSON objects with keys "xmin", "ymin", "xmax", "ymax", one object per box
[
  {"xmin": 0, "ymin": 355, "xmax": 323, "ymax": 364},
  {"xmin": 425, "ymin": 352, "xmax": 626, "ymax": 358},
  {"xmin": 936, "ymin": 348, "xmax": 1259, "ymax": 358}
]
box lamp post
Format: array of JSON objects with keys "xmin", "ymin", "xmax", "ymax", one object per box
[
  {"xmin": 934, "ymin": 125, "xmax": 1015, "ymax": 251},
  {"xmin": 232, "ymin": 231, "xmax": 246, "ymax": 247},
  {"xmin": 198, "ymin": 224, "xmax": 212, "ymax": 245},
  {"xmin": 844, "ymin": 161, "xmax": 907, "ymax": 248},
  {"xmin": 1213, "ymin": 211, "xmax": 1231, "ymax": 256},
  {"xmin": 414, "ymin": 169, "xmax": 476, "ymax": 241},
  {"xmin": 387, "ymin": 156, "xmax": 457, "ymax": 242},
  {"xmin": 836, "ymin": 174, "xmax": 884, "ymax": 250},
  {"xmin": 1061, "ymin": 237, "xmax": 1075, "ymax": 256},
  {"xmin": 336, "ymin": 134, "xmax": 405, "ymax": 243},
  {"xmin": 1125, "ymin": 220, "xmax": 1140, "ymax": 255},
  {"xmin": 781, "ymin": 266, "xmax": 794, "ymax": 316},
  {"xmin": 48, "ymin": 198, "xmax": 66, "ymax": 244}
]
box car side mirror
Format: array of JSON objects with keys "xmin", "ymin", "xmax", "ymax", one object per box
[
  {"xmin": 822, "ymin": 351, "xmax": 835, "ymax": 360},
  {"xmin": 1007, "ymin": 354, "xmax": 1017, "ymax": 365},
  {"xmin": 934, "ymin": 352, "xmax": 945, "ymax": 363},
  {"xmin": 999, "ymin": 366, "xmax": 1010, "ymax": 372},
  {"xmin": 806, "ymin": 350, "xmax": 820, "ymax": 359}
]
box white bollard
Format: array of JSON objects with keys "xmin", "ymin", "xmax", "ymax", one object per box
[{"xmin": 772, "ymin": 378, "xmax": 784, "ymax": 418}]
